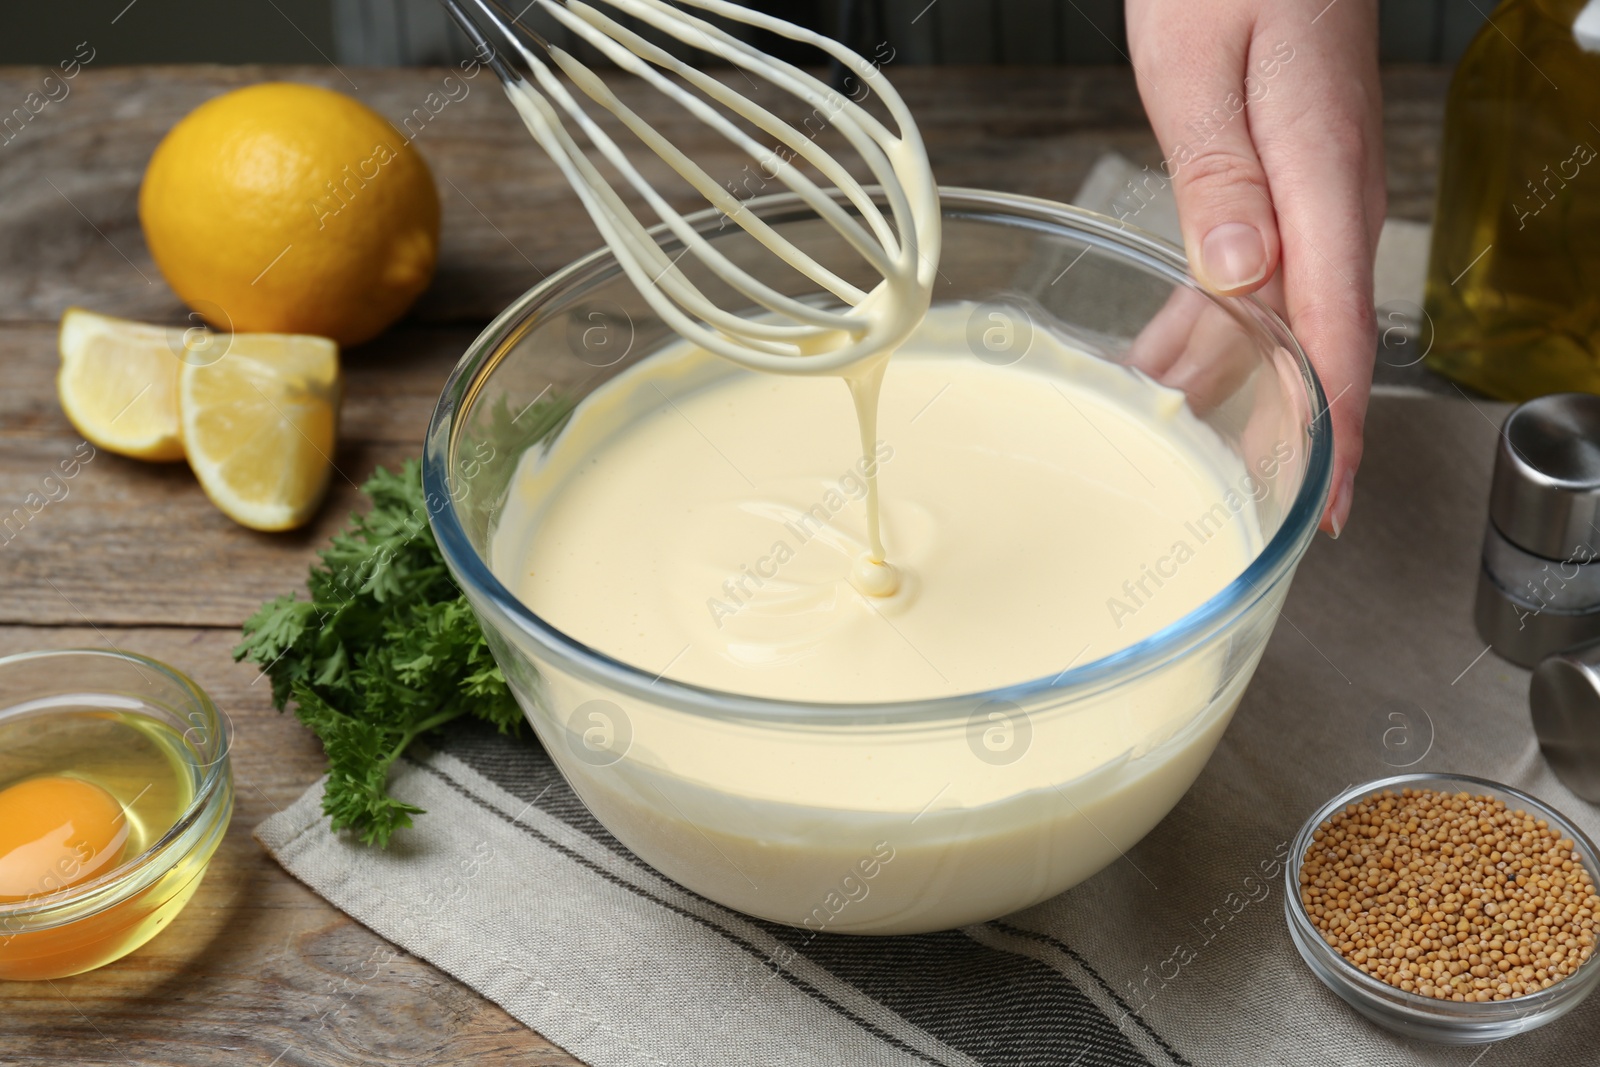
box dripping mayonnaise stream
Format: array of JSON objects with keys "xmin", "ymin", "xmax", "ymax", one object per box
[{"xmin": 501, "ymin": 42, "xmax": 938, "ymax": 603}]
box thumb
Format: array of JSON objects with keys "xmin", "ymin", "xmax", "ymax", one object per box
[{"xmin": 1132, "ymin": 32, "xmax": 1283, "ymax": 296}]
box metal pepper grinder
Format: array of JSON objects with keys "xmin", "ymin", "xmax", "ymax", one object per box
[
  {"xmin": 1476, "ymin": 393, "xmax": 1600, "ymax": 804},
  {"xmin": 1475, "ymin": 393, "xmax": 1600, "ymax": 668}
]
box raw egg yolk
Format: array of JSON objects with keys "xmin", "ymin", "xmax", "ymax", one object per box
[{"xmin": 0, "ymin": 776, "xmax": 129, "ymax": 902}]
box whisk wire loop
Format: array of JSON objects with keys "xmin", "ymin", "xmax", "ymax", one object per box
[{"xmin": 440, "ymin": 0, "xmax": 940, "ymax": 373}]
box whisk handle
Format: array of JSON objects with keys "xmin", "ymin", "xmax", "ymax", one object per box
[{"xmin": 437, "ymin": 0, "xmax": 525, "ymax": 87}]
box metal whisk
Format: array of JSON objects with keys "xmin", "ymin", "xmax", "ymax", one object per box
[{"xmin": 438, "ymin": 0, "xmax": 940, "ymax": 374}]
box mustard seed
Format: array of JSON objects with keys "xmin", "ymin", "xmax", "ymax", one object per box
[{"xmin": 1298, "ymin": 787, "xmax": 1600, "ymax": 1002}]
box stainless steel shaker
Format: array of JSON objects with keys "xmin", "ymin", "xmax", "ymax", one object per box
[
  {"xmin": 1477, "ymin": 394, "xmax": 1600, "ymax": 803},
  {"xmin": 1475, "ymin": 393, "xmax": 1600, "ymax": 668}
]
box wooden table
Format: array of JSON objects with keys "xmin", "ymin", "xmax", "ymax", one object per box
[{"xmin": 0, "ymin": 65, "xmax": 1450, "ymax": 1065}]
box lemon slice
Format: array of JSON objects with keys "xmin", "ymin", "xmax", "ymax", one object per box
[
  {"xmin": 57, "ymin": 308, "xmax": 186, "ymax": 461},
  {"xmin": 179, "ymin": 333, "xmax": 342, "ymax": 531}
]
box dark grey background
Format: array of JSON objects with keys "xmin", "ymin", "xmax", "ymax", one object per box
[{"xmin": 2, "ymin": 0, "xmax": 1489, "ymax": 67}]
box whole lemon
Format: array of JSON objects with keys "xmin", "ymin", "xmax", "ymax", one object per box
[{"xmin": 139, "ymin": 82, "xmax": 440, "ymax": 347}]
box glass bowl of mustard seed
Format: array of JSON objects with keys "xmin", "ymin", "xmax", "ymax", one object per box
[{"xmin": 1286, "ymin": 773, "xmax": 1600, "ymax": 1044}]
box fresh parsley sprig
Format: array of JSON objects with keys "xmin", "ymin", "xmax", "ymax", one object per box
[{"xmin": 235, "ymin": 460, "xmax": 521, "ymax": 846}]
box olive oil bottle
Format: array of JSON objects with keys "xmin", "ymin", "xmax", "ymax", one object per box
[{"xmin": 1424, "ymin": 0, "xmax": 1600, "ymax": 399}]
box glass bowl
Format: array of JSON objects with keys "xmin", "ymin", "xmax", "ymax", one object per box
[
  {"xmin": 424, "ymin": 188, "xmax": 1332, "ymax": 934},
  {"xmin": 1285, "ymin": 772, "xmax": 1600, "ymax": 1044},
  {"xmin": 0, "ymin": 649, "xmax": 233, "ymax": 979}
]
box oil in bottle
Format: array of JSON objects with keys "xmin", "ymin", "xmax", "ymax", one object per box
[{"xmin": 1423, "ymin": 0, "xmax": 1600, "ymax": 399}]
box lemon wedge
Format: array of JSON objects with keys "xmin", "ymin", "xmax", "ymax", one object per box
[
  {"xmin": 179, "ymin": 333, "xmax": 342, "ymax": 531},
  {"xmin": 57, "ymin": 307, "xmax": 186, "ymax": 461}
]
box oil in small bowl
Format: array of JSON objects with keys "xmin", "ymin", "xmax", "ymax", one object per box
[{"xmin": 0, "ymin": 649, "xmax": 232, "ymax": 980}]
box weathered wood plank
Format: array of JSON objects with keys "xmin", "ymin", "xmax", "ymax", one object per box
[
  {"xmin": 0, "ymin": 429, "xmax": 425, "ymax": 628},
  {"xmin": 0, "ymin": 625, "xmax": 576, "ymax": 1066},
  {"xmin": 0, "ymin": 322, "xmax": 476, "ymax": 445},
  {"xmin": 0, "ymin": 66, "xmax": 1452, "ymax": 330},
  {"xmin": 0, "ymin": 66, "xmax": 1452, "ymax": 628},
  {"xmin": 1378, "ymin": 65, "xmax": 1451, "ymax": 222},
  {"xmin": 0, "ymin": 318, "xmax": 483, "ymax": 628}
]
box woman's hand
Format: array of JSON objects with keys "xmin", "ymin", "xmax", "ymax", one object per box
[{"xmin": 1125, "ymin": 0, "xmax": 1383, "ymax": 536}]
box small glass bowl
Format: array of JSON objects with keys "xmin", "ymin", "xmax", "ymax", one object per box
[
  {"xmin": 1285, "ymin": 772, "xmax": 1600, "ymax": 1044},
  {"xmin": 0, "ymin": 649, "xmax": 233, "ymax": 980}
]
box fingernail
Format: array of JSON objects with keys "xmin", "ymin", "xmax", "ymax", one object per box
[
  {"xmin": 1200, "ymin": 223, "xmax": 1268, "ymax": 292},
  {"xmin": 1328, "ymin": 471, "xmax": 1354, "ymax": 540}
]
